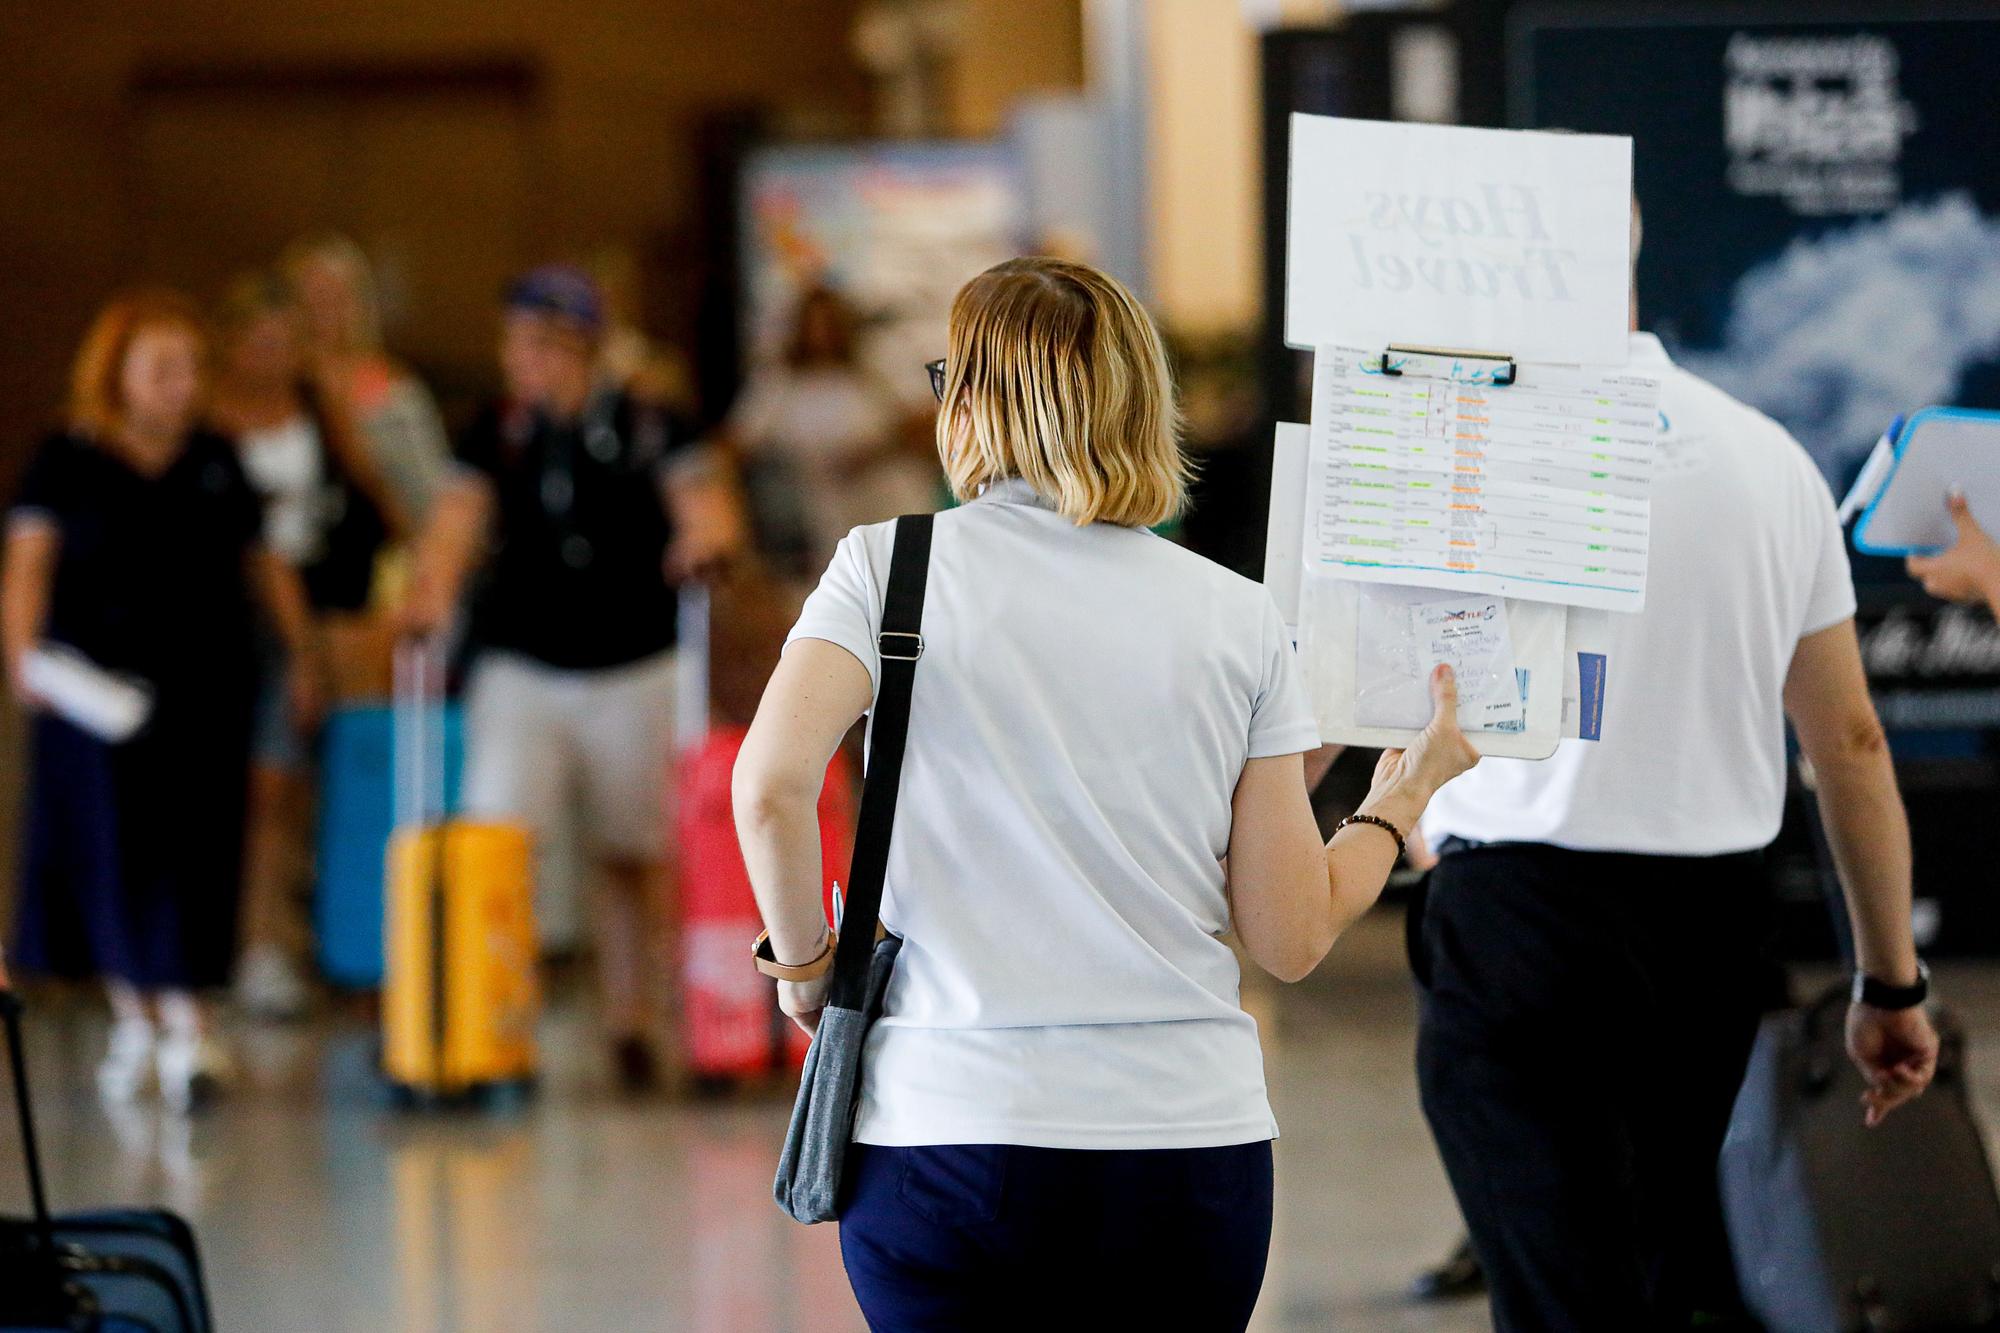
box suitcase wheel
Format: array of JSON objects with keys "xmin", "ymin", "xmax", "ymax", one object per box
[{"xmin": 380, "ymin": 1076, "xmax": 538, "ymax": 1114}]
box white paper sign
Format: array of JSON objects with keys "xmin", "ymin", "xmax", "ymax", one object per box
[{"xmin": 1285, "ymin": 115, "xmax": 1634, "ymax": 365}]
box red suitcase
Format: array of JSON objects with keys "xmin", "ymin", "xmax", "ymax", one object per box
[
  {"xmin": 672, "ymin": 582, "xmax": 855, "ymax": 1084},
  {"xmin": 677, "ymin": 726, "xmax": 853, "ymax": 1081}
]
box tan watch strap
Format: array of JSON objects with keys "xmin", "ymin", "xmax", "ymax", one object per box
[
  {"xmin": 753, "ymin": 928, "xmax": 837, "ymax": 982},
  {"xmin": 752, "ymin": 920, "xmax": 893, "ymax": 982}
]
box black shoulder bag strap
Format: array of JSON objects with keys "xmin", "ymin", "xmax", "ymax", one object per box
[{"xmin": 825, "ymin": 513, "xmax": 933, "ymax": 1013}]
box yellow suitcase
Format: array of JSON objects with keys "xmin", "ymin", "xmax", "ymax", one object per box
[
  {"xmin": 382, "ymin": 640, "xmax": 539, "ymax": 1099},
  {"xmin": 382, "ymin": 822, "xmax": 540, "ymax": 1095}
]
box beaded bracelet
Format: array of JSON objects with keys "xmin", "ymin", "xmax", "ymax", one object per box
[{"xmin": 1335, "ymin": 812, "xmax": 1407, "ymax": 862}]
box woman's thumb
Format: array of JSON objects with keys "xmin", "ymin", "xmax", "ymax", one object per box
[{"xmin": 1427, "ymin": 662, "xmax": 1459, "ymax": 723}]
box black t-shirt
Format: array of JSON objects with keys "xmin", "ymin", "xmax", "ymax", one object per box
[
  {"xmin": 13, "ymin": 430, "xmax": 263, "ymax": 690},
  {"xmin": 296, "ymin": 384, "xmax": 389, "ymax": 613},
  {"xmin": 456, "ymin": 388, "xmax": 686, "ymax": 671}
]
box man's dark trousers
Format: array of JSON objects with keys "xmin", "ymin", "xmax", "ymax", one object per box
[{"xmin": 1414, "ymin": 841, "xmax": 1775, "ymax": 1332}]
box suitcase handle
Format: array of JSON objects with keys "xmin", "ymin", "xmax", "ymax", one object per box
[
  {"xmin": 0, "ymin": 977, "xmax": 59, "ymax": 1256},
  {"xmin": 674, "ymin": 583, "xmax": 709, "ymax": 756},
  {"xmin": 394, "ymin": 635, "xmax": 450, "ymax": 831}
]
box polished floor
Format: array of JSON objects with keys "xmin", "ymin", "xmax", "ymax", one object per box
[{"xmin": 7, "ymin": 913, "xmax": 2000, "ymax": 1332}]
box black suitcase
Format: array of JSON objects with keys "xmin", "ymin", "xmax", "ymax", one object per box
[
  {"xmin": 1, "ymin": 987, "xmax": 215, "ymax": 1333},
  {"xmin": 1721, "ymin": 981, "xmax": 2000, "ymax": 1331}
]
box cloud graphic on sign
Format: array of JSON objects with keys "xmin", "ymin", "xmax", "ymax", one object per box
[{"xmin": 1676, "ymin": 192, "xmax": 2000, "ymax": 476}]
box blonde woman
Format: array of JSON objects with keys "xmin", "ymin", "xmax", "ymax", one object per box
[
  {"xmin": 209, "ymin": 270, "xmax": 403, "ymax": 1018},
  {"xmin": 281, "ymin": 234, "xmax": 451, "ymax": 525},
  {"xmin": 733, "ymin": 257, "xmax": 1478, "ymax": 1329}
]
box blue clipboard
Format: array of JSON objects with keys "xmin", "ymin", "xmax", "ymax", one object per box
[{"xmin": 1853, "ymin": 406, "xmax": 2000, "ymax": 557}]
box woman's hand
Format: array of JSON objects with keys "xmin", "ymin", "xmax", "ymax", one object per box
[
  {"xmin": 1361, "ymin": 664, "xmax": 1480, "ymax": 828},
  {"xmin": 6, "ymin": 647, "xmax": 46, "ymax": 711},
  {"xmin": 398, "ymin": 566, "xmax": 457, "ymax": 638},
  {"xmin": 287, "ymin": 652, "xmax": 327, "ymax": 734},
  {"xmin": 777, "ymin": 975, "xmax": 830, "ymax": 1037}
]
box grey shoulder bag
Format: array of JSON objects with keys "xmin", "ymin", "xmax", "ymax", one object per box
[{"xmin": 774, "ymin": 511, "xmax": 932, "ymax": 1224}]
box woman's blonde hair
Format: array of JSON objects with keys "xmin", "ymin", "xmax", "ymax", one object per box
[
  {"xmin": 279, "ymin": 232, "xmax": 382, "ymax": 353},
  {"xmin": 937, "ymin": 257, "xmax": 1188, "ymax": 527},
  {"xmin": 214, "ymin": 268, "xmax": 298, "ymax": 340}
]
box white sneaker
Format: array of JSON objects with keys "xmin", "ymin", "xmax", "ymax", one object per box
[
  {"xmin": 156, "ymin": 1033, "xmax": 233, "ymax": 1115},
  {"xmin": 97, "ymin": 1019, "xmax": 156, "ymax": 1104},
  {"xmin": 234, "ymin": 946, "xmax": 310, "ymax": 1022}
]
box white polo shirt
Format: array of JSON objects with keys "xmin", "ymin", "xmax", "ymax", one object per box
[
  {"xmin": 1423, "ymin": 334, "xmax": 1857, "ymax": 857},
  {"xmin": 788, "ymin": 478, "xmax": 1322, "ymax": 1149}
]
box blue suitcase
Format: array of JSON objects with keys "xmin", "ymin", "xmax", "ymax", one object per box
[
  {"xmin": 2, "ymin": 992, "xmax": 213, "ymax": 1332},
  {"xmin": 314, "ymin": 702, "xmax": 464, "ymax": 988}
]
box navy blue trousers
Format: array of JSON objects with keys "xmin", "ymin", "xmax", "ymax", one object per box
[
  {"xmin": 839, "ymin": 1140, "xmax": 1274, "ymax": 1332},
  {"xmin": 1415, "ymin": 843, "xmax": 1772, "ymax": 1332}
]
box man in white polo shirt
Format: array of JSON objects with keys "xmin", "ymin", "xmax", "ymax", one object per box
[{"xmin": 1413, "ymin": 299, "xmax": 1940, "ymax": 1329}]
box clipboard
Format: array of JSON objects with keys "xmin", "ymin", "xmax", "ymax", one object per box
[
  {"xmin": 1369, "ymin": 344, "xmax": 1519, "ymax": 387},
  {"xmin": 1853, "ymin": 407, "xmax": 2000, "ymax": 556}
]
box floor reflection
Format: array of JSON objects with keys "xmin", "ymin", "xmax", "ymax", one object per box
[{"xmin": 26, "ymin": 911, "xmax": 1989, "ymax": 1331}]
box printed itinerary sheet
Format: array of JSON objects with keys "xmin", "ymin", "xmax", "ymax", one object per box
[{"xmin": 1304, "ymin": 344, "xmax": 1663, "ymax": 613}]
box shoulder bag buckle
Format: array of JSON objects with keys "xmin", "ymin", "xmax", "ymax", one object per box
[{"xmin": 878, "ymin": 631, "xmax": 925, "ymax": 662}]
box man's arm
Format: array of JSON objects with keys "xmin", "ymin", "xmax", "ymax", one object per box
[{"xmin": 1784, "ymin": 618, "xmax": 1938, "ymax": 1125}]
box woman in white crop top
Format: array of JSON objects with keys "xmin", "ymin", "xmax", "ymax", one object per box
[{"xmin": 734, "ymin": 257, "xmax": 1478, "ymax": 1331}]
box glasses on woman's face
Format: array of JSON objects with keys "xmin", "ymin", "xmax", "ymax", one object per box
[{"xmin": 925, "ymin": 359, "xmax": 947, "ymax": 403}]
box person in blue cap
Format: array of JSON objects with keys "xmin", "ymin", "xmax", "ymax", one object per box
[{"xmin": 405, "ymin": 263, "xmax": 744, "ymax": 1092}]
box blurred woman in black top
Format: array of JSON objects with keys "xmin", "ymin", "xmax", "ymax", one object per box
[
  {"xmin": 1, "ymin": 289, "xmax": 318, "ymax": 1112},
  {"xmin": 209, "ymin": 271, "xmax": 399, "ymax": 1021}
]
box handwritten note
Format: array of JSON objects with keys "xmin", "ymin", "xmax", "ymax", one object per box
[{"xmin": 1354, "ymin": 589, "xmax": 1522, "ymax": 730}]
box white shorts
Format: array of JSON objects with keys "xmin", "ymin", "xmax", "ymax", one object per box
[{"xmin": 462, "ymin": 648, "xmax": 676, "ymax": 862}]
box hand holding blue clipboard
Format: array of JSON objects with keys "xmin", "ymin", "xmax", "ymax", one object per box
[{"xmin": 1852, "ymin": 407, "xmax": 2000, "ymax": 557}]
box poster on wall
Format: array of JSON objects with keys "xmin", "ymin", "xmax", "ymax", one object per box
[
  {"xmin": 1512, "ymin": 6, "xmax": 2000, "ymax": 940},
  {"xmin": 738, "ymin": 141, "xmax": 1028, "ymax": 412},
  {"xmin": 1510, "ymin": 7, "xmax": 2000, "ymax": 494}
]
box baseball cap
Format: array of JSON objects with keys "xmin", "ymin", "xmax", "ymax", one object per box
[{"xmin": 504, "ymin": 264, "xmax": 605, "ymax": 333}]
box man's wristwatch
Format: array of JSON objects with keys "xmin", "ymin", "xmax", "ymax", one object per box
[{"xmin": 1853, "ymin": 960, "xmax": 1931, "ymax": 1011}]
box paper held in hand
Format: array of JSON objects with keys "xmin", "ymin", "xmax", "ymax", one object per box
[
  {"xmin": 1354, "ymin": 588, "xmax": 1523, "ymax": 731},
  {"xmin": 22, "ymin": 644, "xmax": 154, "ymax": 744},
  {"xmin": 1268, "ymin": 423, "xmax": 1613, "ymax": 760},
  {"xmin": 1274, "ymin": 117, "xmax": 1644, "ymax": 754}
]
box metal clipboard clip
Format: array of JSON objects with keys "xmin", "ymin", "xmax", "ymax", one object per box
[{"xmin": 1372, "ymin": 344, "xmax": 1518, "ymax": 388}]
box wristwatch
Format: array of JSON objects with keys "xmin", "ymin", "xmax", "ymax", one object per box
[
  {"xmin": 753, "ymin": 928, "xmax": 836, "ymax": 982},
  {"xmin": 1853, "ymin": 960, "xmax": 1930, "ymax": 1011}
]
